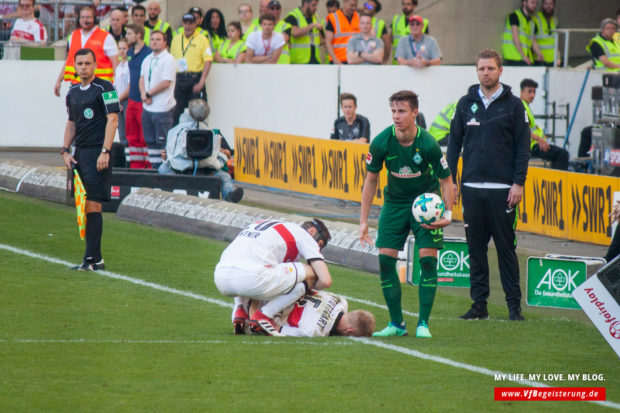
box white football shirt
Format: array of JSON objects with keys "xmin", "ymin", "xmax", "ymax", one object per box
[
  {"xmin": 276, "ymin": 291, "xmax": 348, "ymax": 337},
  {"xmin": 217, "ymin": 220, "xmax": 324, "ymax": 272},
  {"xmin": 10, "ymin": 18, "xmax": 48, "ymax": 42}
]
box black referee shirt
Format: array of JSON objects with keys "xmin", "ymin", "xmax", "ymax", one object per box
[{"xmin": 66, "ymin": 77, "xmax": 120, "ymax": 147}]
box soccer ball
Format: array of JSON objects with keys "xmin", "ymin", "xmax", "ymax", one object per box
[{"xmin": 412, "ymin": 193, "xmax": 445, "ymax": 224}]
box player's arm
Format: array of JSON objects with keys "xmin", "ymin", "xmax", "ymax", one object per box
[
  {"xmin": 309, "ymin": 259, "xmax": 332, "ymax": 290},
  {"xmin": 422, "ymin": 175, "xmax": 454, "ymax": 230},
  {"xmin": 360, "ymin": 171, "xmax": 378, "ymax": 246}
]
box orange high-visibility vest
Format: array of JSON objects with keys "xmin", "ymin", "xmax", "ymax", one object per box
[
  {"xmin": 64, "ymin": 28, "xmax": 114, "ymax": 83},
  {"xmin": 326, "ymin": 10, "xmax": 360, "ymax": 62}
]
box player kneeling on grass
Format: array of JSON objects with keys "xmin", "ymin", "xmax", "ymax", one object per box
[
  {"xmin": 234, "ymin": 291, "xmax": 375, "ymax": 337},
  {"xmin": 214, "ymin": 218, "xmax": 333, "ymax": 336}
]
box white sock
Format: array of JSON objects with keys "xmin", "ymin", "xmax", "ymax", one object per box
[
  {"xmin": 260, "ymin": 283, "xmax": 306, "ymax": 318},
  {"xmin": 231, "ymin": 297, "xmax": 250, "ymax": 322}
]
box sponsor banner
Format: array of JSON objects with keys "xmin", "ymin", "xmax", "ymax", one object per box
[
  {"xmin": 407, "ymin": 237, "xmax": 470, "ymax": 287},
  {"xmin": 235, "ymin": 129, "xmax": 619, "ymax": 245},
  {"xmin": 573, "ymin": 275, "xmax": 620, "ymax": 358},
  {"xmin": 526, "ymin": 257, "xmax": 587, "ymax": 309},
  {"xmin": 234, "ymin": 128, "xmax": 388, "ymax": 205}
]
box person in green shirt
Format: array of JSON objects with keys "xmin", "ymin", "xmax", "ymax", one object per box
[{"xmin": 360, "ymin": 90, "xmax": 454, "ymax": 338}]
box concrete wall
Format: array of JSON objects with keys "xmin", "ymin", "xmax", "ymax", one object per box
[
  {"xmin": 0, "ymin": 60, "xmax": 598, "ymax": 160},
  {"xmin": 156, "ymin": 0, "xmax": 619, "ymax": 64}
]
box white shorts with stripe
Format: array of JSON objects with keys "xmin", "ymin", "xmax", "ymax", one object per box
[{"xmin": 214, "ymin": 262, "xmax": 307, "ymax": 300}]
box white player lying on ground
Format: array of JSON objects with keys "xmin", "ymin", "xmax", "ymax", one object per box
[
  {"xmin": 214, "ymin": 218, "xmax": 334, "ymax": 336},
  {"xmin": 234, "ymin": 291, "xmax": 376, "ymax": 337}
]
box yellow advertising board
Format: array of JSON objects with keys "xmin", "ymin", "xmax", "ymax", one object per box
[
  {"xmin": 235, "ymin": 128, "xmax": 619, "ymax": 246},
  {"xmin": 234, "ymin": 128, "xmax": 388, "ymax": 206}
]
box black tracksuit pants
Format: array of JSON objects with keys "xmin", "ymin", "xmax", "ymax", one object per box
[{"xmin": 462, "ymin": 185, "xmax": 522, "ymax": 309}]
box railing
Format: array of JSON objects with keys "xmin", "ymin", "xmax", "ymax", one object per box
[
  {"xmin": 553, "ymin": 28, "xmax": 600, "ymax": 67},
  {"xmin": 0, "ymin": 0, "xmax": 125, "ymax": 42}
]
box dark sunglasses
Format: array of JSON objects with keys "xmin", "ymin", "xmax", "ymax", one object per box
[{"xmin": 364, "ymin": 2, "xmax": 375, "ymax": 10}]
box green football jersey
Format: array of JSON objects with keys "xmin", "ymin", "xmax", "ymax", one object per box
[{"xmin": 366, "ymin": 125, "xmax": 451, "ymax": 204}]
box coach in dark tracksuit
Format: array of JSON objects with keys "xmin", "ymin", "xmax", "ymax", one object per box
[
  {"xmin": 447, "ymin": 49, "xmax": 530, "ymax": 321},
  {"xmin": 61, "ymin": 48, "xmax": 120, "ymax": 271}
]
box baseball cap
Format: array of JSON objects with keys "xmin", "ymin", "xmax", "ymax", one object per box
[
  {"xmin": 188, "ymin": 6, "xmax": 203, "ymax": 17},
  {"xmin": 182, "ymin": 13, "xmax": 196, "ymax": 22},
  {"xmin": 409, "ymin": 15, "xmax": 423, "ymax": 25},
  {"xmin": 268, "ymin": 0, "xmax": 281, "ymax": 9}
]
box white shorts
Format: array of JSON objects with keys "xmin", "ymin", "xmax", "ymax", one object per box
[{"xmin": 214, "ymin": 262, "xmax": 306, "ymax": 300}]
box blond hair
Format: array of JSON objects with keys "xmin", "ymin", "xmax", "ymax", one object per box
[{"xmin": 348, "ymin": 310, "xmax": 376, "ymax": 337}]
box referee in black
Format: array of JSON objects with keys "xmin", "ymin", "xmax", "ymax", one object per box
[
  {"xmin": 61, "ymin": 48, "xmax": 120, "ymax": 271},
  {"xmin": 447, "ymin": 48, "xmax": 530, "ymax": 321}
]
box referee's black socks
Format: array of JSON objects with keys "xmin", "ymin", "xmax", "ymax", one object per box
[{"xmin": 84, "ymin": 212, "xmax": 103, "ymax": 262}]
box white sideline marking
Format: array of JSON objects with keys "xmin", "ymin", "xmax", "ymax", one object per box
[
  {"xmin": 341, "ymin": 294, "xmax": 419, "ymax": 317},
  {"xmin": 14, "ymin": 167, "xmax": 38, "ymax": 192},
  {"xmin": 1, "ymin": 243, "xmax": 619, "ymax": 410}
]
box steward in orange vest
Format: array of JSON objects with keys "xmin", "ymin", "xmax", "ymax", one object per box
[
  {"xmin": 64, "ymin": 28, "xmax": 115, "ymax": 83},
  {"xmin": 325, "ymin": 6, "xmax": 360, "ymax": 63}
]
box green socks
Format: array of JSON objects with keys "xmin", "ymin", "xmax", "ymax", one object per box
[
  {"xmin": 378, "ymin": 254, "xmax": 403, "ymax": 326},
  {"xmin": 418, "ymin": 256, "xmax": 438, "ymax": 325}
]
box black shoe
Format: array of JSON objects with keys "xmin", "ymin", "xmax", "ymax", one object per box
[
  {"xmin": 72, "ymin": 258, "xmax": 105, "ymax": 272},
  {"xmin": 225, "ymin": 187, "xmax": 243, "ymax": 203},
  {"xmin": 460, "ymin": 304, "xmax": 489, "ymax": 320},
  {"xmin": 509, "ymin": 307, "xmax": 525, "ymax": 321}
]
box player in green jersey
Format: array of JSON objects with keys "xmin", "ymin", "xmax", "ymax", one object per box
[{"xmin": 360, "ymin": 90, "xmax": 455, "ymax": 338}]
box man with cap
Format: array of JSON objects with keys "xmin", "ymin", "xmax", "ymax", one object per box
[
  {"xmin": 395, "ymin": 15, "xmax": 442, "ymax": 68},
  {"xmin": 170, "ymin": 12, "xmax": 213, "ymax": 125},
  {"xmin": 175, "ymin": 7, "xmax": 207, "ymax": 37},
  {"xmin": 391, "ymin": 0, "xmax": 428, "ymax": 64}
]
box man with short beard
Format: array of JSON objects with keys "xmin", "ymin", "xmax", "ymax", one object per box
[
  {"xmin": 145, "ymin": 1, "xmax": 172, "ymax": 47},
  {"xmin": 502, "ymin": 0, "xmax": 543, "ymax": 66}
]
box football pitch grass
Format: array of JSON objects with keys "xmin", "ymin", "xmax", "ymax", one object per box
[{"xmin": 0, "ymin": 191, "xmax": 618, "ymax": 412}]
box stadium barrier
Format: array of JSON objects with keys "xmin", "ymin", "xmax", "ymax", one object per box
[
  {"xmin": 0, "ymin": 160, "xmax": 68, "ymax": 204},
  {"xmin": 115, "ymin": 188, "xmax": 380, "ymax": 274},
  {"xmin": 235, "ymin": 128, "xmax": 620, "ymax": 246}
]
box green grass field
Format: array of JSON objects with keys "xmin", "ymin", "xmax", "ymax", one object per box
[{"xmin": 0, "ymin": 191, "xmax": 618, "ymax": 412}]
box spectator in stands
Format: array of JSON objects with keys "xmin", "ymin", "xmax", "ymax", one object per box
[
  {"xmin": 605, "ymin": 201, "xmax": 620, "ymax": 262},
  {"xmin": 214, "ymin": 21, "xmax": 247, "ymax": 63},
  {"xmin": 238, "ymin": 3, "xmax": 256, "ymax": 38},
  {"xmin": 586, "ymin": 18, "xmax": 620, "ymax": 71},
  {"xmin": 203, "ymin": 8, "xmax": 227, "ymax": 54},
  {"xmin": 326, "ymin": 0, "xmax": 339, "ymax": 16},
  {"xmin": 54, "ymin": 6, "xmax": 117, "ymax": 97},
  {"xmin": 285, "ymin": 0, "xmax": 323, "ymax": 65},
  {"xmin": 106, "ymin": 8, "xmax": 126, "ymax": 43},
  {"xmin": 391, "ymin": 0, "xmax": 428, "ymax": 64},
  {"xmin": 346, "ymin": 12, "xmax": 384, "ymax": 65},
  {"xmin": 428, "ymin": 102, "xmax": 457, "ymax": 146},
  {"xmin": 131, "ymin": 5, "xmax": 151, "ymax": 46},
  {"xmin": 533, "ymin": 0, "xmax": 559, "ymax": 66},
  {"xmin": 139, "ymin": 30, "xmax": 177, "ymax": 169},
  {"xmin": 170, "ymin": 13, "xmax": 213, "ymax": 125},
  {"xmin": 119, "ymin": 6, "xmax": 129, "ymax": 26},
  {"xmin": 188, "ymin": 7, "xmax": 207, "ymax": 36},
  {"xmin": 502, "ymin": 0, "xmax": 543, "ymax": 66},
  {"xmin": 159, "ymin": 99, "xmax": 244, "ymax": 203},
  {"xmin": 145, "ymin": 1, "xmax": 172, "ymax": 47},
  {"xmin": 330, "ymin": 93, "xmax": 370, "ymax": 143},
  {"xmin": 9, "ymin": 0, "xmax": 47, "ymax": 43},
  {"xmin": 124, "ymin": 23, "xmax": 152, "ymax": 168},
  {"xmin": 363, "ymin": 0, "xmax": 390, "ymax": 64},
  {"xmin": 395, "ymin": 15, "xmax": 442, "ymax": 68},
  {"xmin": 325, "ymin": 0, "xmax": 360, "ymax": 64},
  {"xmin": 520, "ymin": 79, "xmax": 569, "ymax": 170},
  {"xmin": 245, "ymin": 14, "xmax": 285, "ymax": 64},
  {"xmin": 115, "ymin": 38, "xmax": 130, "ymax": 147},
  {"xmin": 268, "ymin": 1, "xmax": 292, "ymax": 64}
]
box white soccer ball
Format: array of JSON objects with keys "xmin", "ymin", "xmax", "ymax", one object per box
[{"xmin": 412, "ymin": 193, "xmax": 445, "ymax": 225}]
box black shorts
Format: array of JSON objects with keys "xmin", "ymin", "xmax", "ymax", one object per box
[{"xmin": 74, "ymin": 146, "xmax": 111, "ymax": 203}]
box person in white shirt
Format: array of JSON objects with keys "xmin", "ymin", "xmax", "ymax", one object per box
[
  {"xmin": 114, "ymin": 38, "xmax": 130, "ymax": 147},
  {"xmin": 245, "ymin": 13, "xmax": 285, "ymax": 63},
  {"xmin": 214, "ymin": 219, "xmax": 333, "ymax": 336},
  {"xmin": 235, "ymin": 291, "xmax": 376, "ymax": 337},
  {"xmin": 139, "ymin": 30, "xmax": 177, "ymax": 169},
  {"xmin": 10, "ymin": 0, "xmax": 47, "ymax": 43}
]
